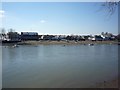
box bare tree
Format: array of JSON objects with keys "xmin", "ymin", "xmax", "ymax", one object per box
[
  {"xmin": 8, "ymin": 28, "xmax": 15, "ymax": 33},
  {"xmin": 0, "ymin": 28, "xmax": 6, "ymax": 35},
  {"xmin": 97, "ymin": 0, "xmax": 119, "ymax": 17},
  {"xmin": 0, "ymin": 28, "xmax": 6, "ymax": 40},
  {"xmin": 101, "ymin": 0, "xmax": 118, "ymax": 16},
  {"xmin": 7, "ymin": 28, "xmax": 20, "ymax": 41}
]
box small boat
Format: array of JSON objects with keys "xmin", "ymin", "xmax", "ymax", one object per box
[
  {"xmin": 88, "ymin": 43, "xmax": 94, "ymax": 46},
  {"xmin": 12, "ymin": 44, "xmax": 19, "ymax": 48}
]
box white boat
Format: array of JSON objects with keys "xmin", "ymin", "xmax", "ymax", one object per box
[
  {"xmin": 88, "ymin": 43, "xmax": 94, "ymax": 46},
  {"xmin": 12, "ymin": 44, "xmax": 19, "ymax": 48}
]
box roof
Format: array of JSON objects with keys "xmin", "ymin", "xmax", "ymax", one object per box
[{"xmin": 21, "ymin": 32, "xmax": 38, "ymax": 35}]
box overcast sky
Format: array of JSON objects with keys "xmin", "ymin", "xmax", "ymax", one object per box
[{"xmin": 1, "ymin": 2, "xmax": 118, "ymax": 35}]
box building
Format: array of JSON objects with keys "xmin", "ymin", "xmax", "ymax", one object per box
[
  {"xmin": 94, "ymin": 35, "xmax": 103, "ymax": 41},
  {"xmin": 21, "ymin": 32, "xmax": 39, "ymax": 41},
  {"xmin": 88, "ymin": 35, "xmax": 103, "ymax": 41}
]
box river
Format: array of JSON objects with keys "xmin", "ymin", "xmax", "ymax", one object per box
[{"xmin": 2, "ymin": 44, "xmax": 118, "ymax": 88}]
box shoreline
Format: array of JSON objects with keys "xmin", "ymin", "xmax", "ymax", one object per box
[
  {"xmin": 1, "ymin": 40, "xmax": 120, "ymax": 46},
  {"xmin": 15, "ymin": 40, "xmax": 120, "ymax": 45}
]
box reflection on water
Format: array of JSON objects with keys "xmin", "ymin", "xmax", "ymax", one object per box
[{"xmin": 2, "ymin": 44, "xmax": 118, "ymax": 88}]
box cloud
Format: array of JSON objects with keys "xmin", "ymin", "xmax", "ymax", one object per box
[
  {"xmin": 40, "ymin": 20, "xmax": 46, "ymax": 23},
  {"xmin": 0, "ymin": 10, "xmax": 5, "ymax": 18}
]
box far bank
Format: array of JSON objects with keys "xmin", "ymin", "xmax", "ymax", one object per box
[{"xmin": 17, "ymin": 40, "xmax": 120, "ymax": 45}]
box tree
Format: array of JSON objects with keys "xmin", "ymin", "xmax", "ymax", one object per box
[
  {"xmin": 101, "ymin": 32, "xmax": 105, "ymax": 36},
  {"xmin": 7, "ymin": 28, "xmax": 19, "ymax": 41},
  {"xmin": 97, "ymin": 0, "xmax": 118, "ymax": 18},
  {"xmin": 103, "ymin": 1, "xmax": 118, "ymax": 15},
  {"xmin": 0, "ymin": 28, "xmax": 6, "ymax": 40},
  {"xmin": 0, "ymin": 28, "xmax": 6, "ymax": 36},
  {"xmin": 0, "ymin": 28, "xmax": 6, "ymax": 34},
  {"xmin": 8, "ymin": 28, "xmax": 15, "ymax": 33}
]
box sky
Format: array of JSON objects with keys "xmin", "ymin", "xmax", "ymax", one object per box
[{"xmin": 1, "ymin": 2, "xmax": 118, "ymax": 35}]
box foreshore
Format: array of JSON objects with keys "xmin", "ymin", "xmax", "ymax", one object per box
[{"xmin": 16, "ymin": 40, "xmax": 120, "ymax": 45}]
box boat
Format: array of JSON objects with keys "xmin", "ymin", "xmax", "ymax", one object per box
[
  {"xmin": 88, "ymin": 43, "xmax": 94, "ymax": 46},
  {"xmin": 12, "ymin": 44, "xmax": 19, "ymax": 48}
]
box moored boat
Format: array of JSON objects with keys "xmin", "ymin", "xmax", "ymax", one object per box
[{"xmin": 88, "ymin": 43, "xmax": 94, "ymax": 46}]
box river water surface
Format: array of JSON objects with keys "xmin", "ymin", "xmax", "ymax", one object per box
[{"xmin": 2, "ymin": 44, "xmax": 118, "ymax": 88}]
